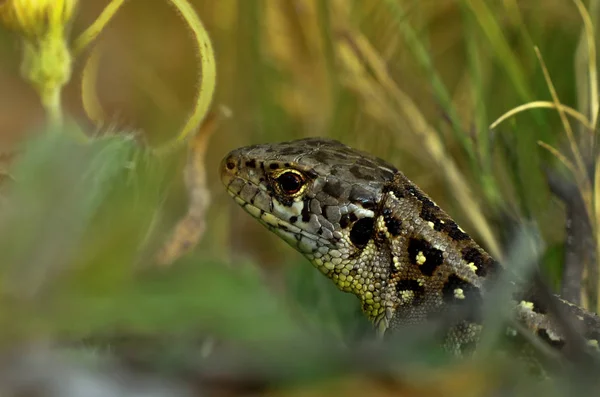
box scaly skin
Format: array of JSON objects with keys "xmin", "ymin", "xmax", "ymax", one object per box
[{"xmin": 220, "ymin": 137, "xmax": 600, "ymax": 356}]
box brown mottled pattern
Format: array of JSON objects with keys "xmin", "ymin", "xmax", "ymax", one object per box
[{"xmin": 221, "ymin": 137, "xmax": 600, "ymax": 358}]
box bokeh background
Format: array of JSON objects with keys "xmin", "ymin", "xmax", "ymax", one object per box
[{"xmin": 0, "ymin": 0, "xmax": 599, "ymax": 395}]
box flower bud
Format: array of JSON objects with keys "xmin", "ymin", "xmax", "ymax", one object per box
[
  {"xmin": 0, "ymin": 0, "xmax": 79, "ymax": 126},
  {"xmin": 0, "ymin": 0, "xmax": 78, "ymax": 38}
]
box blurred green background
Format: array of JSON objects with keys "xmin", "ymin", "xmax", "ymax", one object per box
[{"xmin": 0, "ymin": 0, "xmax": 598, "ymax": 393}]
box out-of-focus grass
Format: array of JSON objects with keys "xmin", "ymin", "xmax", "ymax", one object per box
[
  {"xmin": 0, "ymin": 128, "xmax": 305, "ymax": 344},
  {"xmin": 1, "ymin": 0, "xmax": 600, "ymax": 395}
]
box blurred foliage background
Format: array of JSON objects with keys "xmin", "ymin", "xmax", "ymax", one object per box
[{"xmin": 0, "ymin": 0, "xmax": 600, "ymax": 395}]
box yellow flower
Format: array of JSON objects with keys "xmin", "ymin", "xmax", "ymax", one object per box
[
  {"xmin": 0, "ymin": 0, "xmax": 78, "ymax": 38},
  {"xmin": 0, "ymin": 0, "xmax": 79, "ymax": 126}
]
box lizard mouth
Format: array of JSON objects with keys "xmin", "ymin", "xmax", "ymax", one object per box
[{"xmin": 222, "ymin": 176, "xmax": 332, "ymax": 253}]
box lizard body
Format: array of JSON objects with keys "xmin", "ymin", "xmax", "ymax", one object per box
[{"xmin": 220, "ymin": 137, "xmax": 600, "ymax": 356}]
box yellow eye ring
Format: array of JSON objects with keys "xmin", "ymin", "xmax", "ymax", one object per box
[{"xmin": 272, "ymin": 169, "xmax": 307, "ymax": 197}]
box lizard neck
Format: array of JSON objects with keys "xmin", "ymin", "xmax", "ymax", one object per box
[
  {"xmin": 378, "ymin": 173, "xmax": 600, "ymax": 353},
  {"xmin": 372, "ymin": 173, "xmax": 499, "ymax": 331}
]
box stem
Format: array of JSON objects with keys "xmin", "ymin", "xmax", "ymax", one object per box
[
  {"xmin": 73, "ymin": 0, "xmax": 126, "ymax": 56},
  {"xmin": 153, "ymin": 0, "xmax": 216, "ymax": 155},
  {"xmin": 41, "ymin": 84, "xmax": 63, "ymax": 128}
]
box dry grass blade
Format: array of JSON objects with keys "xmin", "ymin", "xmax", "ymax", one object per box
[
  {"xmin": 339, "ymin": 30, "xmax": 501, "ymax": 259},
  {"xmin": 573, "ymin": 0, "xmax": 599, "ymax": 128},
  {"xmin": 490, "ymin": 101, "xmax": 592, "ymax": 131},
  {"xmin": 155, "ymin": 108, "xmax": 224, "ymax": 266},
  {"xmin": 383, "ymin": 0, "xmax": 473, "ymax": 157},
  {"xmin": 537, "ymin": 142, "xmax": 580, "ymax": 190},
  {"xmin": 534, "ymin": 47, "xmax": 592, "ymax": 216},
  {"xmin": 335, "ymin": 35, "xmax": 403, "ymax": 127}
]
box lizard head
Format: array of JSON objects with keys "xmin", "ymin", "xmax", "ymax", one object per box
[{"xmin": 221, "ymin": 137, "xmax": 398, "ymax": 325}]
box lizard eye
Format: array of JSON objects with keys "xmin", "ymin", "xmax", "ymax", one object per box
[{"xmin": 275, "ymin": 170, "xmax": 306, "ymax": 195}]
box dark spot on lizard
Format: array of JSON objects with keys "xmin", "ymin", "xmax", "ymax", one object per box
[
  {"xmin": 443, "ymin": 221, "xmax": 470, "ymax": 241},
  {"xmin": 407, "ymin": 238, "xmax": 444, "ymax": 277},
  {"xmin": 537, "ymin": 329, "xmax": 565, "ymax": 349},
  {"xmin": 305, "ymin": 169, "xmax": 319, "ymax": 179},
  {"xmin": 384, "ymin": 215, "xmax": 402, "ymax": 236},
  {"xmin": 314, "ymin": 151, "xmax": 332, "ymax": 163},
  {"xmin": 378, "ymin": 168, "xmax": 396, "ymax": 181},
  {"xmin": 382, "ymin": 182, "xmax": 405, "ymax": 199},
  {"xmin": 340, "ymin": 214, "xmax": 351, "ymax": 229},
  {"xmin": 432, "ymin": 220, "xmax": 444, "ymax": 231},
  {"xmin": 323, "ymin": 180, "xmax": 344, "ymax": 198},
  {"xmin": 404, "ymin": 184, "xmax": 467, "ymax": 243},
  {"xmin": 442, "ymin": 274, "xmax": 482, "ymax": 306},
  {"xmin": 358, "ymin": 199, "xmax": 377, "ymax": 211},
  {"xmin": 349, "ymin": 185, "xmax": 376, "ymax": 210},
  {"xmin": 269, "ymin": 163, "xmax": 279, "ymax": 169},
  {"xmin": 419, "ymin": 200, "xmax": 439, "ymax": 223},
  {"xmin": 461, "ymin": 246, "xmax": 499, "ymax": 278},
  {"xmin": 349, "ymin": 217, "xmax": 375, "ymax": 248},
  {"xmin": 245, "ymin": 159, "xmax": 256, "ymax": 168},
  {"xmin": 516, "ymin": 288, "xmax": 549, "ymax": 315},
  {"xmin": 356, "ymin": 158, "xmax": 375, "ymax": 167},
  {"xmin": 349, "ymin": 165, "xmax": 372, "ymax": 180},
  {"xmin": 279, "ymin": 146, "xmax": 304, "ymax": 156},
  {"xmin": 404, "ymin": 183, "xmax": 430, "ymax": 203},
  {"xmin": 395, "ymin": 279, "xmax": 425, "ymax": 305},
  {"xmin": 289, "ymin": 216, "xmax": 298, "ymax": 223},
  {"xmin": 462, "ymin": 247, "xmax": 482, "ymax": 266},
  {"xmin": 301, "ymin": 199, "xmax": 311, "ymax": 222},
  {"xmin": 409, "ymin": 190, "xmax": 467, "ymax": 242},
  {"xmin": 376, "ymin": 231, "xmax": 387, "ymax": 245},
  {"xmin": 279, "ymin": 224, "xmax": 291, "ymax": 233}
]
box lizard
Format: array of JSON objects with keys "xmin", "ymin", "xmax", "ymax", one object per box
[{"xmin": 220, "ymin": 137, "xmax": 600, "ymax": 359}]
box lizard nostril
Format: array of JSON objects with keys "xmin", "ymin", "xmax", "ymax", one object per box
[{"xmin": 220, "ymin": 156, "xmax": 238, "ymax": 185}]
